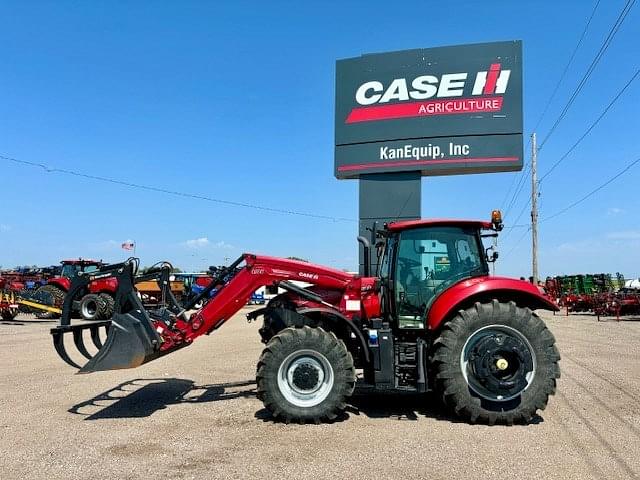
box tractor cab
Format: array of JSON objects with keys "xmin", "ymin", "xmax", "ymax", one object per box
[
  {"xmin": 59, "ymin": 259, "xmax": 104, "ymax": 279},
  {"xmin": 378, "ymin": 214, "xmax": 502, "ymax": 329}
]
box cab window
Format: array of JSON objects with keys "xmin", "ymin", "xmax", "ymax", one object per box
[{"xmin": 395, "ymin": 226, "xmax": 486, "ymax": 328}]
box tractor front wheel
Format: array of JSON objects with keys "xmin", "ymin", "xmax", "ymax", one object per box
[
  {"xmin": 79, "ymin": 294, "xmax": 103, "ymax": 321},
  {"xmin": 256, "ymin": 326, "xmax": 355, "ymax": 423},
  {"xmin": 432, "ymin": 300, "xmax": 560, "ymax": 425}
]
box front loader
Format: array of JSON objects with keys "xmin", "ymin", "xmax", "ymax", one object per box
[{"xmin": 50, "ymin": 213, "xmax": 560, "ymax": 424}]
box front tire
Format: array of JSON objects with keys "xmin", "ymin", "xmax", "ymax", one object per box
[
  {"xmin": 432, "ymin": 300, "xmax": 560, "ymax": 425},
  {"xmin": 256, "ymin": 326, "xmax": 355, "ymax": 423},
  {"xmin": 79, "ymin": 294, "xmax": 102, "ymax": 321}
]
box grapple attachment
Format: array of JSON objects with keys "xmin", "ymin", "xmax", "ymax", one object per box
[
  {"xmin": 50, "ymin": 259, "xmax": 171, "ymax": 374},
  {"xmin": 51, "ymin": 313, "xmax": 163, "ymax": 373}
]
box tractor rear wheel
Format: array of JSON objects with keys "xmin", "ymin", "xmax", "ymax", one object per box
[
  {"xmin": 256, "ymin": 326, "xmax": 355, "ymax": 423},
  {"xmin": 34, "ymin": 284, "xmax": 65, "ymax": 319},
  {"xmin": 79, "ymin": 294, "xmax": 102, "ymax": 321},
  {"xmin": 98, "ymin": 293, "xmax": 115, "ymax": 319},
  {"xmin": 432, "ymin": 300, "xmax": 560, "ymax": 425}
]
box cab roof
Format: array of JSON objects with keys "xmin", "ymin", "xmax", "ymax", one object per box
[
  {"xmin": 61, "ymin": 259, "xmax": 104, "ymax": 265},
  {"xmin": 386, "ymin": 219, "xmax": 493, "ymax": 232}
]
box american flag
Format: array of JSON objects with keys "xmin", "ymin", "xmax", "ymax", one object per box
[{"xmin": 121, "ymin": 241, "xmax": 135, "ymax": 251}]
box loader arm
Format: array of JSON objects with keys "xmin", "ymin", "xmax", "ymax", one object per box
[
  {"xmin": 50, "ymin": 254, "xmax": 355, "ymax": 373},
  {"xmin": 180, "ymin": 254, "xmax": 354, "ymax": 342}
]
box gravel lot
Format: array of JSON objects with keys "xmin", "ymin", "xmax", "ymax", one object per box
[{"xmin": 1, "ymin": 308, "xmax": 639, "ymax": 480}]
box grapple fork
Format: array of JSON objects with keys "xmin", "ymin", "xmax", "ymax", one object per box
[{"xmin": 49, "ymin": 258, "xmax": 172, "ymax": 373}]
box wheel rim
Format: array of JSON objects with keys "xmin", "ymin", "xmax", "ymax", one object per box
[
  {"xmin": 460, "ymin": 324, "xmax": 536, "ymax": 402},
  {"xmin": 277, "ymin": 349, "xmax": 334, "ymax": 407},
  {"xmin": 82, "ymin": 300, "xmax": 97, "ymax": 318}
]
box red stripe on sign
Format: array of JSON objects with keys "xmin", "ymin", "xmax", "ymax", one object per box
[
  {"xmin": 483, "ymin": 63, "xmax": 501, "ymax": 95},
  {"xmin": 345, "ymin": 96, "xmax": 504, "ymax": 123},
  {"xmin": 337, "ymin": 156, "xmax": 519, "ymax": 172}
]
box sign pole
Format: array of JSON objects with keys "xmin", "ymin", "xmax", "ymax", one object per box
[{"xmin": 531, "ymin": 133, "xmax": 538, "ymax": 284}]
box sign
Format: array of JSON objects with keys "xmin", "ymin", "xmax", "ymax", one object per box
[{"xmin": 335, "ymin": 41, "xmax": 523, "ymax": 179}]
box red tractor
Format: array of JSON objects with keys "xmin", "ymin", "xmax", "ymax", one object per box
[
  {"xmin": 51, "ymin": 213, "xmax": 560, "ymax": 425},
  {"xmin": 35, "ymin": 259, "xmax": 117, "ymax": 320}
]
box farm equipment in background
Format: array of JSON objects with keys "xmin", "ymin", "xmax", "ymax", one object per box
[
  {"xmin": 49, "ymin": 213, "xmax": 561, "ymax": 425},
  {"xmin": 248, "ymin": 291, "xmax": 266, "ymax": 305},
  {"xmin": 545, "ymin": 272, "xmax": 640, "ymax": 320},
  {"xmin": 135, "ymin": 277, "xmax": 185, "ymax": 308},
  {"xmin": 31, "ymin": 259, "xmax": 117, "ymax": 320},
  {"xmin": 5, "ymin": 260, "xmax": 217, "ymax": 321},
  {"xmin": 0, "ymin": 290, "xmax": 20, "ymax": 320},
  {"xmin": 173, "ymin": 272, "xmax": 215, "ymax": 309},
  {"xmin": 0, "ymin": 265, "xmax": 58, "ymax": 292},
  {"xmin": 0, "ymin": 288, "xmax": 63, "ymax": 320}
]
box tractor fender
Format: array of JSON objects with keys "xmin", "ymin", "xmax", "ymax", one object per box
[
  {"xmin": 297, "ymin": 307, "xmax": 370, "ymax": 364},
  {"xmin": 427, "ymin": 276, "xmax": 559, "ymax": 331},
  {"xmin": 46, "ymin": 277, "xmax": 70, "ymax": 292},
  {"xmin": 265, "ymin": 306, "xmax": 370, "ymax": 364},
  {"xmin": 88, "ymin": 277, "xmax": 118, "ymax": 294}
]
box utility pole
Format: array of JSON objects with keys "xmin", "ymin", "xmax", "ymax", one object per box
[{"xmin": 531, "ymin": 133, "xmax": 539, "ymax": 284}]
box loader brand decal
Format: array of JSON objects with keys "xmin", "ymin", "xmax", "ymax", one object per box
[
  {"xmin": 347, "ymin": 63, "xmax": 510, "ymax": 123},
  {"xmin": 335, "ymin": 41, "xmax": 523, "ymax": 179},
  {"xmin": 298, "ymin": 272, "xmax": 319, "ymax": 281}
]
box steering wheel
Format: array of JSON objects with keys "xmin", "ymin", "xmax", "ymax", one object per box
[{"xmin": 431, "ymin": 269, "xmax": 478, "ymax": 299}]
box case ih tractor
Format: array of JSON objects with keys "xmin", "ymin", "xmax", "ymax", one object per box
[
  {"xmin": 35, "ymin": 259, "xmax": 117, "ymax": 320},
  {"xmin": 50, "ymin": 213, "xmax": 560, "ymax": 424}
]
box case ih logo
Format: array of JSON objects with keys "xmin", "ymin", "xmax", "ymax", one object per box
[
  {"xmin": 346, "ymin": 63, "xmax": 510, "ymax": 124},
  {"xmin": 298, "ymin": 272, "xmax": 319, "ymax": 281}
]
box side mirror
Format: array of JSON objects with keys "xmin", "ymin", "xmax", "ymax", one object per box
[{"xmin": 485, "ymin": 247, "xmax": 499, "ymax": 263}]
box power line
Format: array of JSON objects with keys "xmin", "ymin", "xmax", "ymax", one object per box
[
  {"xmin": 502, "ymin": 226, "xmax": 531, "ymax": 260},
  {"xmin": 503, "ymin": 161, "xmax": 530, "ymax": 219},
  {"xmin": 500, "ymin": 137, "xmax": 531, "ymax": 212},
  {"xmin": 540, "ymin": 155, "xmax": 640, "ymax": 223},
  {"xmin": 501, "ymin": 0, "xmax": 600, "ymax": 215},
  {"xmin": 499, "ymin": 168, "xmax": 523, "ymax": 213},
  {"xmin": 539, "ymin": 68, "xmax": 640, "ymax": 183},
  {"xmin": 501, "ymin": 197, "xmax": 532, "ymax": 241},
  {"xmin": 531, "ymin": 0, "xmax": 602, "ymax": 133},
  {"xmin": 539, "ymin": 0, "xmax": 636, "ymax": 149},
  {"xmin": 0, "ymin": 154, "xmax": 356, "ymax": 223}
]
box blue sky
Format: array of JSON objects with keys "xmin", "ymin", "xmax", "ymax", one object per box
[{"xmin": 1, "ymin": 1, "xmax": 639, "ymax": 278}]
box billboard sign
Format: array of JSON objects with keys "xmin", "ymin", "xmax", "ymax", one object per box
[{"xmin": 335, "ymin": 41, "xmax": 523, "ymax": 179}]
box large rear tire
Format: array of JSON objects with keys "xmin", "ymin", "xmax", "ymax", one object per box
[
  {"xmin": 256, "ymin": 326, "xmax": 355, "ymax": 423},
  {"xmin": 34, "ymin": 284, "xmax": 65, "ymax": 319},
  {"xmin": 98, "ymin": 293, "xmax": 115, "ymax": 319},
  {"xmin": 432, "ymin": 300, "xmax": 560, "ymax": 425}
]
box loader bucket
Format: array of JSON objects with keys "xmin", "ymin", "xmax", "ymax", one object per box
[{"xmin": 51, "ymin": 312, "xmax": 162, "ymax": 373}]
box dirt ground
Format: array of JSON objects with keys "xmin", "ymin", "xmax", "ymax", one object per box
[{"xmin": 1, "ymin": 308, "xmax": 639, "ymax": 480}]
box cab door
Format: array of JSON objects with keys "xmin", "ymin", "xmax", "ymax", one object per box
[{"xmin": 393, "ymin": 226, "xmax": 487, "ymax": 329}]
